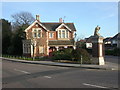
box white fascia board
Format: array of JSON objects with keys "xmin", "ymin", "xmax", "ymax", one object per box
[
  {"xmin": 55, "ymin": 23, "xmax": 72, "ymax": 31},
  {"xmin": 25, "ymin": 20, "xmax": 37, "ymax": 32},
  {"xmin": 25, "ymin": 20, "xmax": 48, "ymax": 32},
  {"xmin": 37, "ymin": 21, "xmax": 48, "ymax": 31}
]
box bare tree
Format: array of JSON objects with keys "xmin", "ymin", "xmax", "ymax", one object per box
[
  {"xmin": 11, "ymin": 11, "xmax": 35, "ymax": 30},
  {"xmin": 76, "ymin": 35, "xmax": 85, "ymax": 42}
]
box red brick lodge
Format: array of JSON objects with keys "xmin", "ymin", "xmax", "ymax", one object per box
[{"xmin": 22, "ymin": 15, "xmax": 77, "ymax": 57}]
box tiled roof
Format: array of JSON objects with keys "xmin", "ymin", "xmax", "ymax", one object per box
[
  {"xmin": 85, "ymin": 36, "xmax": 93, "ymax": 43},
  {"xmin": 103, "ymin": 37, "xmax": 112, "ymax": 42},
  {"xmin": 48, "ymin": 40, "xmax": 74, "ymax": 45},
  {"xmin": 41, "ymin": 23, "xmax": 76, "ymax": 31},
  {"xmin": 110, "ymin": 33, "xmax": 120, "ymax": 40}
]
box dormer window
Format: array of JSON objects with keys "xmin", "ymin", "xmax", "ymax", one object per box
[
  {"xmin": 66, "ymin": 30, "xmax": 68, "ymax": 38},
  {"xmin": 62, "ymin": 30, "xmax": 65, "ymax": 38},
  {"xmin": 59, "ymin": 31, "xmax": 61, "ymax": 38},
  {"xmin": 58, "ymin": 29, "xmax": 69, "ymax": 38}
]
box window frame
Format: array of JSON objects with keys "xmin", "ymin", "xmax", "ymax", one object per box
[
  {"xmin": 23, "ymin": 43, "xmax": 31, "ymax": 54},
  {"xmin": 38, "ymin": 30, "xmax": 41, "ymax": 38},
  {"xmin": 58, "ymin": 29, "xmax": 69, "ymax": 39},
  {"xmin": 32, "ymin": 28, "xmax": 42, "ymax": 38},
  {"xmin": 39, "ymin": 46, "xmax": 44, "ymax": 54},
  {"xmin": 62, "ymin": 30, "xmax": 65, "ymax": 38},
  {"xmin": 49, "ymin": 32, "xmax": 54, "ymax": 38}
]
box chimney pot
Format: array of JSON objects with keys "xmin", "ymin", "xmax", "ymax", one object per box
[
  {"xmin": 36, "ymin": 15, "xmax": 40, "ymax": 21},
  {"xmin": 59, "ymin": 18, "xmax": 63, "ymax": 23}
]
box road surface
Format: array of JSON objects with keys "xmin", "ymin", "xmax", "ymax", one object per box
[{"xmin": 2, "ymin": 59, "xmax": 118, "ymax": 89}]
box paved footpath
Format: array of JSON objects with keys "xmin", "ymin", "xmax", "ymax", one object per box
[{"xmin": 1, "ymin": 55, "xmax": 119, "ymax": 70}]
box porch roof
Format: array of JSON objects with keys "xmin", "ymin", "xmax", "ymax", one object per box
[{"xmin": 48, "ymin": 40, "xmax": 74, "ymax": 46}]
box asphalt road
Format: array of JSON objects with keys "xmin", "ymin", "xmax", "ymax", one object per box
[
  {"xmin": 2, "ymin": 59, "xmax": 118, "ymax": 89},
  {"xmin": 104, "ymin": 55, "xmax": 119, "ymax": 64}
]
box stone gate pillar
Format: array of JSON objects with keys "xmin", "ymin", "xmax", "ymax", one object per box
[
  {"xmin": 92, "ymin": 36, "xmax": 105, "ymax": 65},
  {"xmin": 92, "ymin": 26, "xmax": 105, "ymax": 65}
]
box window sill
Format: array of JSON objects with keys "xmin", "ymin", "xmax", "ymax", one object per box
[{"xmin": 58, "ymin": 38, "xmax": 70, "ymax": 40}]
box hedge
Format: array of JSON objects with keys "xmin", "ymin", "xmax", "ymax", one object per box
[
  {"xmin": 52, "ymin": 48, "xmax": 92, "ymax": 64},
  {"xmin": 105, "ymin": 48, "xmax": 120, "ymax": 56}
]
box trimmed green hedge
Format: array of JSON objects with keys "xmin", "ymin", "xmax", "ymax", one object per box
[
  {"xmin": 2, "ymin": 55, "xmax": 48, "ymax": 61},
  {"xmin": 105, "ymin": 48, "xmax": 120, "ymax": 56}
]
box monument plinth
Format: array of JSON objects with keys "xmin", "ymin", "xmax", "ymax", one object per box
[{"xmin": 92, "ymin": 26, "xmax": 105, "ymax": 65}]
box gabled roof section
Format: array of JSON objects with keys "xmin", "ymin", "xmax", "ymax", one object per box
[
  {"xmin": 65, "ymin": 23, "xmax": 76, "ymax": 31},
  {"xmin": 56, "ymin": 23, "xmax": 72, "ymax": 31},
  {"xmin": 41, "ymin": 22, "xmax": 76, "ymax": 31},
  {"xmin": 25, "ymin": 20, "xmax": 76, "ymax": 32},
  {"xmin": 25, "ymin": 20, "xmax": 48, "ymax": 32},
  {"xmin": 41, "ymin": 23, "xmax": 60, "ymax": 31}
]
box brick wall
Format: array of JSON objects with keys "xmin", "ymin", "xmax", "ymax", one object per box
[
  {"xmin": 26, "ymin": 23, "xmax": 48, "ymax": 56},
  {"xmin": 48, "ymin": 31, "xmax": 57, "ymax": 40}
]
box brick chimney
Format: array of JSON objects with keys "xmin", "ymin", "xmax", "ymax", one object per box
[
  {"xmin": 36, "ymin": 15, "xmax": 40, "ymax": 21},
  {"xmin": 59, "ymin": 18, "xmax": 63, "ymax": 23}
]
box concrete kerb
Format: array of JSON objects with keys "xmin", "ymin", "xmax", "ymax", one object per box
[{"xmin": 2, "ymin": 57, "xmax": 115, "ymax": 70}]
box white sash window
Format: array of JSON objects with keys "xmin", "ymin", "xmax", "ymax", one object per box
[
  {"xmin": 32, "ymin": 28, "xmax": 42, "ymax": 38},
  {"xmin": 58, "ymin": 29, "xmax": 69, "ymax": 38},
  {"xmin": 38, "ymin": 30, "xmax": 41, "ymax": 38},
  {"xmin": 59, "ymin": 31, "xmax": 61, "ymax": 38},
  {"xmin": 49, "ymin": 33, "xmax": 54, "ymax": 38},
  {"xmin": 23, "ymin": 44, "xmax": 31, "ymax": 53},
  {"xmin": 33, "ymin": 29, "xmax": 37, "ymax": 38}
]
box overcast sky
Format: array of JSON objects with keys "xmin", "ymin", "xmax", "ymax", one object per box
[{"xmin": 2, "ymin": 2, "xmax": 118, "ymax": 38}]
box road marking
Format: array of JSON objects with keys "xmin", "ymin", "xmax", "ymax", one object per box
[
  {"xmin": 14, "ymin": 68, "xmax": 31, "ymax": 74},
  {"xmin": 44, "ymin": 76, "xmax": 52, "ymax": 79},
  {"xmin": 57, "ymin": 67, "xmax": 69, "ymax": 69},
  {"xmin": 83, "ymin": 83, "xmax": 108, "ymax": 88}
]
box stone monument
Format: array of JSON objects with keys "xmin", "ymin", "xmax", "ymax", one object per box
[{"xmin": 92, "ymin": 25, "xmax": 105, "ymax": 65}]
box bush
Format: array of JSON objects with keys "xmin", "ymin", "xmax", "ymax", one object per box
[
  {"xmin": 72, "ymin": 48, "xmax": 91, "ymax": 64},
  {"xmin": 52, "ymin": 48, "xmax": 92, "ymax": 64},
  {"xmin": 52, "ymin": 48, "xmax": 73, "ymax": 60},
  {"xmin": 105, "ymin": 48, "xmax": 120, "ymax": 56},
  {"xmin": 113, "ymin": 48, "xmax": 120, "ymax": 56},
  {"xmin": 105, "ymin": 50, "xmax": 113, "ymax": 55},
  {"xmin": 85, "ymin": 48, "xmax": 92, "ymax": 55}
]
